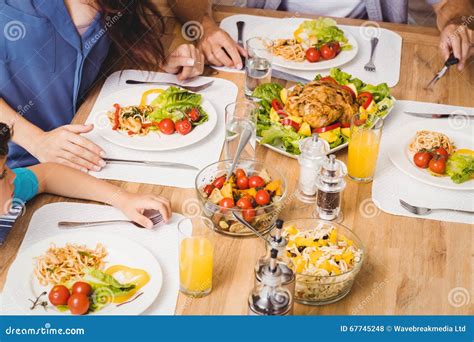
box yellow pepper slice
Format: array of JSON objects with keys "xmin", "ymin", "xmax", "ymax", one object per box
[{"xmin": 140, "ymin": 88, "xmax": 163, "ymax": 106}]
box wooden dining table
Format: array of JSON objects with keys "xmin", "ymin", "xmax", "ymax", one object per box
[{"xmin": 1, "ymin": 5, "xmax": 473, "ymax": 315}]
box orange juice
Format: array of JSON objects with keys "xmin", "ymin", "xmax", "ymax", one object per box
[
  {"xmin": 347, "ymin": 129, "xmax": 381, "ymax": 181},
  {"xmin": 179, "ymin": 237, "xmax": 213, "ymax": 296}
]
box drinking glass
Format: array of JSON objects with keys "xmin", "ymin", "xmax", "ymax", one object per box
[
  {"xmin": 347, "ymin": 114, "xmax": 384, "ymax": 182},
  {"xmin": 245, "ymin": 37, "xmax": 273, "ymax": 96},
  {"xmin": 224, "ymin": 101, "xmax": 257, "ymax": 160},
  {"xmin": 178, "ymin": 216, "xmax": 215, "ymax": 297}
]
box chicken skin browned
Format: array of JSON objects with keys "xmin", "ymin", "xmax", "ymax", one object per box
[{"xmin": 284, "ymin": 81, "xmax": 359, "ymax": 128}]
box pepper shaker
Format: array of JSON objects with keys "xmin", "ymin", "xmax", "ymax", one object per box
[
  {"xmin": 314, "ymin": 154, "xmax": 347, "ymax": 221},
  {"xmin": 296, "ymin": 134, "xmax": 330, "ymax": 203}
]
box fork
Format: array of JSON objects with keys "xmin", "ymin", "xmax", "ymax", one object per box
[
  {"xmin": 125, "ymin": 79, "xmax": 214, "ymax": 92},
  {"xmin": 399, "ymin": 199, "xmax": 474, "ymax": 216},
  {"xmin": 58, "ymin": 212, "xmax": 163, "ymax": 228},
  {"xmin": 364, "ymin": 37, "xmax": 379, "ymax": 72}
]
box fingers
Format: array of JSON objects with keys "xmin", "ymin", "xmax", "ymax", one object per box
[
  {"xmin": 67, "ymin": 132, "xmax": 105, "ymax": 161},
  {"xmin": 56, "ymin": 156, "xmax": 88, "ymax": 172},
  {"xmin": 177, "ymin": 46, "xmax": 205, "ymax": 81},
  {"xmin": 212, "ymin": 47, "xmax": 234, "ymax": 68},
  {"xmin": 64, "ymin": 124, "xmax": 94, "ymax": 134},
  {"xmin": 222, "ymin": 39, "xmax": 243, "ymax": 69},
  {"xmin": 237, "ymin": 44, "xmax": 248, "ymax": 58},
  {"xmin": 458, "ymin": 26, "xmax": 470, "ymax": 70},
  {"xmin": 59, "ymin": 150, "xmax": 97, "ymax": 172},
  {"xmin": 202, "ymin": 44, "xmax": 223, "ymax": 66},
  {"xmin": 130, "ymin": 211, "xmax": 154, "ymax": 229},
  {"xmin": 165, "ymin": 55, "xmax": 195, "ymax": 72}
]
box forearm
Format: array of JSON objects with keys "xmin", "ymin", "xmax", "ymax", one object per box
[
  {"xmin": 433, "ymin": 0, "xmax": 473, "ymax": 31},
  {"xmin": 167, "ymin": 0, "xmax": 212, "ymax": 24},
  {"xmin": 0, "ymin": 98, "xmax": 44, "ymax": 156},
  {"xmin": 30, "ymin": 163, "xmax": 127, "ymax": 208}
]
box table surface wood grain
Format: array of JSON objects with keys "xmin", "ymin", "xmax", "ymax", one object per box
[{"xmin": 1, "ymin": 6, "xmax": 473, "ymax": 315}]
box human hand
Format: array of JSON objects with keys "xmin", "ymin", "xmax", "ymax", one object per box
[
  {"xmin": 198, "ymin": 16, "xmax": 247, "ymax": 69},
  {"xmin": 117, "ymin": 193, "xmax": 172, "ymax": 229},
  {"xmin": 439, "ymin": 22, "xmax": 473, "ymax": 70},
  {"xmin": 161, "ymin": 44, "xmax": 205, "ymax": 81},
  {"xmin": 33, "ymin": 124, "xmax": 105, "ymax": 172}
]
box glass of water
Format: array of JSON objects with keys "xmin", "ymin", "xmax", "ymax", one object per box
[
  {"xmin": 224, "ymin": 101, "xmax": 257, "ymax": 160},
  {"xmin": 245, "ymin": 37, "xmax": 273, "ymax": 96}
]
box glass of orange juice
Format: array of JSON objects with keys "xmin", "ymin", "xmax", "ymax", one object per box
[
  {"xmin": 178, "ymin": 216, "xmax": 215, "ymax": 297},
  {"xmin": 347, "ymin": 114, "xmax": 384, "ymax": 182}
]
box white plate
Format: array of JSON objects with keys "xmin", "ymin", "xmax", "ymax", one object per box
[
  {"xmin": 7, "ymin": 232, "xmax": 163, "ymax": 315},
  {"xmin": 254, "ymin": 18, "xmax": 358, "ymax": 71},
  {"xmin": 93, "ymin": 87, "xmax": 218, "ymax": 151},
  {"xmin": 386, "ymin": 121, "xmax": 474, "ymax": 191}
]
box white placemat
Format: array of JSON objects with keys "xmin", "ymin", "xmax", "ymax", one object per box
[
  {"xmin": 215, "ymin": 14, "xmax": 402, "ymax": 87},
  {"xmin": 1, "ymin": 203, "xmax": 185, "ymax": 315},
  {"xmin": 373, "ymin": 100, "xmax": 474, "ymax": 224},
  {"xmin": 84, "ymin": 70, "xmax": 238, "ymax": 188}
]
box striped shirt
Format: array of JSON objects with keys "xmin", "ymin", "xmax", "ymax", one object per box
[{"xmin": 0, "ymin": 206, "xmax": 23, "ymax": 245}]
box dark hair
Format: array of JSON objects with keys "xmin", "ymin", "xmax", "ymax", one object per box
[
  {"xmin": 96, "ymin": 0, "xmax": 166, "ymax": 70},
  {"xmin": 0, "ymin": 123, "xmax": 11, "ymax": 157}
]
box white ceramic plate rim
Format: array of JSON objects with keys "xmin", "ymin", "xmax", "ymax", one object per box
[
  {"xmin": 252, "ymin": 18, "xmax": 358, "ymax": 71},
  {"xmin": 386, "ymin": 121, "xmax": 474, "ymax": 191},
  {"xmin": 93, "ymin": 87, "xmax": 218, "ymax": 151},
  {"xmin": 7, "ymin": 232, "xmax": 163, "ymax": 316}
]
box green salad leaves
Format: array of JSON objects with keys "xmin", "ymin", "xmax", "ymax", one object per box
[
  {"xmin": 297, "ymin": 18, "xmax": 351, "ymax": 49},
  {"xmin": 446, "ymin": 153, "xmax": 474, "ymax": 184}
]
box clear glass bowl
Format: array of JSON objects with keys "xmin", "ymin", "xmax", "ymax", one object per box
[
  {"xmin": 195, "ymin": 159, "xmax": 288, "ymax": 237},
  {"xmin": 283, "ymin": 218, "xmax": 365, "ymax": 305}
]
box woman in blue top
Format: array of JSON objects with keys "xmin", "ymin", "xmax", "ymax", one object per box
[{"xmin": 0, "ymin": 0, "xmax": 204, "ymax": 171}]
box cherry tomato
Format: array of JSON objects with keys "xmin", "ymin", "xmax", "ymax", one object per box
[
  {"xmin": 329, "ymin": 41, "xmax": 341, "ymax": 54},
  {"xmin": 357, "ymin": 92, "xmax": 374, "ymax": 109},
  {"xmin": 413, "ymin": 151, "xmax": 433, "ymax": 169},
  {"xmin": 158, "ymin": 118, "xmax": 175, "ymax": 135},
  {"xmin": 72, "ymin": 282, "xmax": 92, "ymax": 296},
  {"xmin": 67, "ymin": 293, "xmax": 90, "ymax": 315},
  {"xmin": 176, "ymin": 119, "xmax": 192, "ymax": 135},
  {"xmin": 219, "ymin": 197, "xmax": 235, "ymax": 209},
  {"xmin": 319, "ymin": 76, "xmax": 338, "ymax": 85},
  {"xmin": 235, "ymin": 169, "xmax": 246, "ymax": 179},
  {"xmin": 271, "ymin": 99, "xmax": 284, "ymax": 112},
  {"xmin": 320, "ymin": 44, "xmax": 336, "ymax": 60},
  {"xmin": 434, "ymin": 147, "xmax": 449, "ymax": 159},
  {"xmin": 305, "ymin": 47, "xmax": 320, "ymax": 63},
  {"xmin": 248, "ymin": 176, "xmax": 265, "ymax": 188},
  {"xmin": 48, "ymin": 285, "xmax": 70, "ymax": 306},
  {"xmin": 203, "ymin": 184, "xmax": 215, "ymax": 196},
  {"xmin": 313, "ymin": 122, "xmax": 341, "ymax": 134},
  {"xmin": 340, "ymin": 85, "xmax": 356, "ymax": 99},
  {"xmin": 243, "ymin": 208, "xmax": 256, "ymax": 222},
  {"xmin": 236, "ymin": 176, "xmax": 249, "ymax": 190},
  {"xmin": 255, "ymin": 189, "xmax": 271, "ymax": 206},
  {"xmin": 237, "ymin": 197, "xmax": 253, "ymax": 209},
  {"xmin": 280, "ymin": 118, "xmax": 300, "ymax": 131},
  {"xmin": 429, "ymin": 157, "xmax": 446, "ymax": 174},
  {"xmin": 212, "ymin": 176, "xmax": 226, "ymax": 189},
  {"xmin": 187, "ymin": 107, "xmax": 201, "ymax": 122}
]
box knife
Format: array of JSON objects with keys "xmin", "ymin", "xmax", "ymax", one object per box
[
  {"xmin": 426, "ymin": 52, "xmax": 459, "ymax": 90},
  {"xmin": 272, "ymin": 69, "xmax": 311, "ymax": 83},
  {"xmin": 104, "ymin": 158, "xmax": 198, "ymax": 170},
  {"xmin": 404, "ymin": 111, "xmax": 473, "ymax": 119},
  {"xmin": 236, "ymin": 21, "xmax": 246, "ymax": 70}
]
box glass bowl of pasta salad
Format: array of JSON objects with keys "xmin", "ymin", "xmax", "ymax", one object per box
[{"xmin": 283, "ymin": 218, "xmax": 364, "ymax": 305}]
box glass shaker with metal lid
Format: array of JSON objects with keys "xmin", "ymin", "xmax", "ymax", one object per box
[
  {"xmin": 248, "ymin": 249, "xmax": 293, "ymax": 316},
  {"xmin": 314, "ymin": 154, "xmax": 347, "ymax": 221},
  {"xmin": 255, "ymin": 219, "xmax": 295, "ymax": 300},
  {"xmin": 295, "ymin": 134, "xmax": 330, "ymax": 203}
]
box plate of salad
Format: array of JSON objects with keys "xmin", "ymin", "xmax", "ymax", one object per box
[
  {"xmin": 253, "ymin": 68, "xmax": 395, "ymax": 158},
  {"xmin": 257, "ymin": 18, "xmax": 358, "ymax": 71},
  {"xmin": 8, "ymin": 232, "xmax": 162, "ymax": 315},
  {"xmin": 93, "ymin": 86, "xmax": 218, "ymax": 151}
]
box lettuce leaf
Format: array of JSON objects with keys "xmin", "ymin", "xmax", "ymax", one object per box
[
  {"xmin": 298, "ymin": 18, "xmax": 349, "ymax": 46},
  {"xmin": 446, "ymin": 154, "xmax": 474, "ymax": 184},
  {"xmin": 260, "ymin": 125, "xmax": 302, "ymax": 154},
  {"xmin": 252, "ymin": 83, "xmax": 283, "ymax": 104}
]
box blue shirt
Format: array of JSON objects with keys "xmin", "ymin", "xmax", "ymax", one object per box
[
  {"xmin": 13, "ymin": 167, "xmax": 39, "ymax": 203},
  {"xmin": 0, "ymin": 0, "xmax": 111, "ymax": 168}
]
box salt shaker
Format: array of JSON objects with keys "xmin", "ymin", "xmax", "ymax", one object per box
[
  {"xmin": 314, "ymin": 154, "xmax": 347, "ymax": 221},
  {"xmin": 255, "ymin": 219, "xmax": 295, "ymax": 303},
  {"xmin": 248, "ymin": 249, "xmax": 293, "ymax": 316},
  {"xmin": 296, "ymin": 134, "xmax": 330, "ymax": 203}
]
